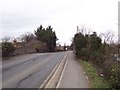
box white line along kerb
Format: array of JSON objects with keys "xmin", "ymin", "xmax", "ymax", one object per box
[
  {"xmin": 45, "ymin": 54, "xmax": 67, "ymax": 88},
  {"xmin": 39, "ymin": 54, "xmax": 67, "ymax": 89},
  {"xmin": 56, "ymin": 56, "xmax": 68, "ymax": 88}
]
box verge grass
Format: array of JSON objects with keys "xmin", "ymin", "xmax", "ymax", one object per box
[{"xmin": 80, "ymin": 60, "xmax": 110, "ymax": 88}]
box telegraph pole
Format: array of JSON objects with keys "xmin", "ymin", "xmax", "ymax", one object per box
[{"xmin": 77, "ymin": 26, "xmax": 79, "ymax": 33}]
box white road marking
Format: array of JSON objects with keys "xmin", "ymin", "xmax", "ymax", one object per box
[{"xmin": 56, "ymin": 57, "xmax": 68, "ymax": 88}]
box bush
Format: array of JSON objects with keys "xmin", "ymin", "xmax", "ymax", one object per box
[
  {"xmin": 2, "ymin": 42, "xmax": 15, "ymax": 57},
  {"xmin": 109, "ymin": 64, "xmax": 120, "ymax": 89}
]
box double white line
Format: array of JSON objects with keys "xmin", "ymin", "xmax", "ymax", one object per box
[{"xmin": 39, "ymin": 53, "xmax": 68, "ymax": 89}]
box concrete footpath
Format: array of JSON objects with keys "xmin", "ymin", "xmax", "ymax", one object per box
[{"xmin": 58, "ymin": 51, "xmax": 89, "ymax": 88}]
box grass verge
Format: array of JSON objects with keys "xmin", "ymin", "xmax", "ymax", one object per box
[{"xmin": 80, "ymin": 60, "xmax": 110, "ymax": 88}]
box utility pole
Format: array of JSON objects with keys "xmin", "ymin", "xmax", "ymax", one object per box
[
  {"xmin": 77, "ymin": 26, "xmax": 79, "ymax": 33},
  {"xmin": 118, "ymin": 2, "xmax": 120, "ymax": 57}
]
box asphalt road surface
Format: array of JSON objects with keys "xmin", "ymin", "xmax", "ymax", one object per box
[{"xmin": 2, "ymin": 52, "xmax": 66, "ymax": 88}]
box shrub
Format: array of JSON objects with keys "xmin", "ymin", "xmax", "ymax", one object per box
[
  {"xmin": 109, "ymin": 64, "xmax": 120, "ymax": 89},
  {"xmin": 2, "ymin": 42, "xmax": 15, "ymax": 57}
]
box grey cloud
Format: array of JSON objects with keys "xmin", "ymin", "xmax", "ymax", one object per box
[{"xmin": 1, "ymin": 12, "xmax": 50, "ymax": 31}]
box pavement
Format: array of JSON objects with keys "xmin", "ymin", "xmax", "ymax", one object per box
[{"xmin": 58, "ymin": 51, "xmax": 89, "ymax": 88}]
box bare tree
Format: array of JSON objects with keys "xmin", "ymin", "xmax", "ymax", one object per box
[
  {"xmin": 17, "ymin": 32, "xmax": 36, "ymax": 43},
  {"xmin": 103, "ymin": 31, "xmax": 115, "ymax": 44},
  {"xmin": 1, "ymin": 36, "xmax": 11, "ymax": 42}
]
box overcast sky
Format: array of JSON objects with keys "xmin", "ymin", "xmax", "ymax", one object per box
[{"xmin": 0, "ymin": 0, "xmax": 119, "ymax": 45}]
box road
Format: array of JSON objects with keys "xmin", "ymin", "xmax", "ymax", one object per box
[{"xmin": 2, "ymin": 52, "xmax": 66, "ymax": 88}]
